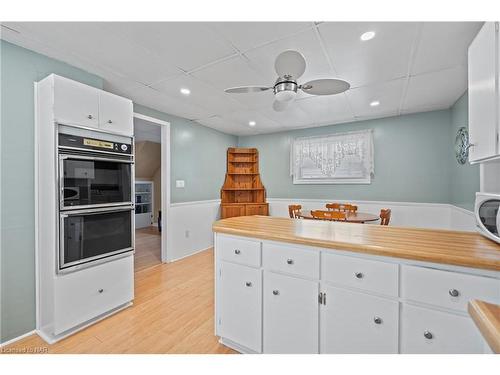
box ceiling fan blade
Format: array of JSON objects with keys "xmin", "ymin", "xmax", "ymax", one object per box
[
  {"xmin": 224, "ymin": 86, "xmax": 271, "ymax": 94},
  {"xmin": 272, "ymin": 100, "xmax": 290, "ymax": 112},
  {"xmin": 300, "ymin": 79, "xmax": 350, "ymax": 95},
  {"xmin": 274, "ymin": 50, "xmax": 306, "ymax": 79}
]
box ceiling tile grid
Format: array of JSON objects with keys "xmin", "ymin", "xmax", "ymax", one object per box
[{"xmin": 1, "ymin": 21, "xmax": 483, "ymax": 135}]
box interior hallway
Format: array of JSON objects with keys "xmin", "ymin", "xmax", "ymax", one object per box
[{"xmin": 134, "ymin": 226, "xmax": 162, "ymax": 273}]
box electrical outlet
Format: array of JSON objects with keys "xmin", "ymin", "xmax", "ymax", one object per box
[{"xmin": 185, "ymin": 230, "xmax": 190, "ymax": 238}]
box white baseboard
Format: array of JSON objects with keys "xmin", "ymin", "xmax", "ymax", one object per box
[{"xmin": 0, "ymin": 330, "xmax": 36, "ymax": 348}]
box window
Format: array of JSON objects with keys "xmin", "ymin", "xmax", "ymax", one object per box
[{"xmin": 291, "ymin": 129, "xmax": 374, "ymax": 184}]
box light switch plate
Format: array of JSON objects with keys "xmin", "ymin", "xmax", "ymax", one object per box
[{"xmin": 176, "ymin": 180, "xmax": 185, "ymax": 188}]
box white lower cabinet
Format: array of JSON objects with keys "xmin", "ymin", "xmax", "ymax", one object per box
[
  {"xmin": 320, "ymin": 286, "xmax": 399, "ymax": 353},
  {"xmin": 400, "ymin": 304, "xmax": 484, "ymax": 354},
  {"xmin": 218, "ymin": 261, "xmax": 262, "ymax": 352},
  {"xmin": 263, "ymin": 271, "xmax": 319, "ymax": 353}
]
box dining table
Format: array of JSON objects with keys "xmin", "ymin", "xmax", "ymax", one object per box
[{"xmin": 296, "ymin": 211, "xmax": 380, "ymax": 223}]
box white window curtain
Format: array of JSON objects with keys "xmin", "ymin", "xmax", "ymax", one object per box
[{"xmin": 290, "ymin": 129, "xmax": 374, "ymax": 184}]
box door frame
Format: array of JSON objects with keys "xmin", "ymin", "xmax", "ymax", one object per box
[{"xmin": 133, "ymin": 112, "xmax": 171, "ymax": 263}]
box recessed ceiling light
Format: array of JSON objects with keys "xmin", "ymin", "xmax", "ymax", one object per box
[
  {"xmin": 248, "ymin": 121, "xmax": 256, "ymax": 127},
  {"xmin": 370, "ymin": 100, "xmax": 380, "ymax": 107},
  {"xmin": 360, "ymin": 31, "xmax": 376, "ymax": 41},
  {"xmin": 180, "ymin": 88, "xmax": 191, "ymax": 96}
]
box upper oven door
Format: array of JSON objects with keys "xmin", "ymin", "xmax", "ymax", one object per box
[{"xmin": 59, "ymin": 154, "xmax": 133, "ymax": 210}]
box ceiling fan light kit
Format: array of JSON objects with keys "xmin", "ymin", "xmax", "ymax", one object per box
[{"xmin": 224, "ymin": 49, "xmax": 350, "ymax": 112}]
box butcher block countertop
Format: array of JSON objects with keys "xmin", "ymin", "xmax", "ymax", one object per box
[
  {"xmin": 468, "ymin": 300, "xmax": 500, "ymax": 353},
  {"xmin": 212, "ymin": 216, "xmax": 500, "ymax": 271}
]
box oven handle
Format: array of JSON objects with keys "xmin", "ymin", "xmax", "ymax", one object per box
[
  {"xmin": 59, "ymin": 154, "xmax": 134, "ymax": 164},
  {"xmin": 60, "ymin": 206, "xmax": 134, "ymax": 217}
]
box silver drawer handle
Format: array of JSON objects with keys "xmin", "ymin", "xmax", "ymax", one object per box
[
  {"xmin": 234, "ymin": 249, "xmax": 241, "ymax": 254},
  {"xmin": 87, "ymin": 114, "xmax": 94, "ymax": 119},
  {"xmin": 98, "ymin": 289, "xmax": 104, "ymax": 294},
  {"xmin": 448, "ymin": 289, "xmax": 460, "ymax": 297},
  {"xmin": 245, "ymin": 281, "xmax": 252, "ymax": 287},
  {"xmin": 373, "ymin": 317, "xmax": 382, "ymax": 325},
  {"xmin": 423, "ymin": 331, "xmax": 433, "ymax": 340},
  {"xmin": 354, "ymin": 272, "xmax": 364, "ymax": 279},
  {"xmin": 286, "ymin": 258, "xmax": 294, "ymax": 265},
  {"xmin": 272, "ymin": 290, "xmax": 280, "ymax": 296}
]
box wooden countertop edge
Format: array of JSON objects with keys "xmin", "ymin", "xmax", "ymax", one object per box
[
  {"xmin": 468, "ymin": 300, "xmax": 500, "ymax": 354},
  {"xmin": 212, "ymin": 224, "xmax": 500, "ymax": 272}
]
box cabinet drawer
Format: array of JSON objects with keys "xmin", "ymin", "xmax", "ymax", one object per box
[
  {"xmin": 321, "ymin": 287, "xmax": 399, "ymax": 354},
  {"xmin": 321, "ymin": 252, "xmax": 398, "ymax": 297},
  {"xmin": 263, "ymin": 243, "xmax": 319, "ymax": 279},
  {"xmin": 54, "ymin": 256, "xmax": 134, "ymax": 335},
  {"xmin": 219, "ymin": 262, "xmax": 262, "ymax": 353},
  {"xmin": 218, "ymin": 235, "xmax": 261, "ymax": 267},
  {"xmin": 401, "ymin": 265, "xmax": 500, "ymax": 312},
  {"xmin": 401, "ymin": 304, "xmax": 484, "ymax": 353}
]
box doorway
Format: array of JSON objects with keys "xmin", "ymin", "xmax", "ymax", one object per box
[{"xmin": 133, "ymin": 113, "xmax": 170, "ymax": 272}]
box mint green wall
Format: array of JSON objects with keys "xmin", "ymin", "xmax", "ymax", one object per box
[
  {"xmin": 449, "ymin": 92, "xmax": 479, "ymax": 210},
  {"xmin": 238, "ymin": 110, "xmax": 453, "ymax": 203},
  {"xmin": 0, "ymin": 40, "xmax": 104, "ymax": 342},
  {"xmin": 133, "ymin": 104, "xmax": 237, "ymax": 203}
]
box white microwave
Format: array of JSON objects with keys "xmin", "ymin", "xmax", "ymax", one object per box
[{"xmin": 475, "ymin": 192, "xmax": 500, "ymax": 244}]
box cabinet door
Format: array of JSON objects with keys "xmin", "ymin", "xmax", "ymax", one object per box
[
  {"xmin": 221, "ymin": 204, "xmax": 246, "ymax": 219},
  {"xmin": 263, "ymin": 271, "xmax": 319, "ymax": 353},
  {"xmin": 99, "ymin": 91, "xmax": 133, "ymax": 136},
  {"xmin": 468, "ymin": 22, "xmax": 497, "ymax": 162},
  {"xmin": 218, "ymin": 261, "xmax": 262, "ymax": 352},
  {"xmin": 320, "ymin": 286, "xmax": 399, "ymax": 353},
  {"xmin": 54, "ymin": 75, "xmax": 99, "ymax": 128},
  {"xmin": 245, "ymin": 204, "xmax": 269, "ymax": 216},
  {"xmin": 401, "ymin": 304, "xmax": 484, "ymax": 354}
]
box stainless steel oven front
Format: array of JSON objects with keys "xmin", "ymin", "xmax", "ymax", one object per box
[{"xmin": 59, "ymin": 206, "xmax": 134, "ymax": 272}]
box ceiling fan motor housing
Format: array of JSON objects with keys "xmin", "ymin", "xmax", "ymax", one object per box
[{"xmin": 274, "ymin": 77, "xmax": 298, "ymax": 102}]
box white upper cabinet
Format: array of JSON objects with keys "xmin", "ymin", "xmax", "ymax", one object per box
[
  {"xmin": 54, "ymin": 75, "xmax": 99, "ymax": 128},
  {"xmin": 98, "ymin": 91, "xmax": 133, "ymax": 136},
  {"xmin": 52, "ymin": 74, "xmax": 133, "ymax": 136},
  {"xmin": 468, "ymin": 22, "xmax": 499, "ymax": 162}
]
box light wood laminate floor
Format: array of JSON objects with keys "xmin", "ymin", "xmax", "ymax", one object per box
[
  {"xmin": 3, "ymin": 248, "xmax": 236, "ymax": 354},
  {"xmin": 134, "ymin": 226, "xmax": 162, "ymax": 273}
]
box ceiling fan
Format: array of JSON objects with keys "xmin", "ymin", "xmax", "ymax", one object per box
[{"xmin": 224, "ymin": 50, "xmax": 350, "ymax": 112}]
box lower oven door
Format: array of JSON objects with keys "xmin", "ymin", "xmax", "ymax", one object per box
[{"xmin": 59, "ymin": 206, "xmax": 134, "ymax": 272}]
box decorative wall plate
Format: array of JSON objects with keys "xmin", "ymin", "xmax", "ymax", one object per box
[{"xmin": 454, "ymin": 127, "xmax": 470, "ymax": 165}]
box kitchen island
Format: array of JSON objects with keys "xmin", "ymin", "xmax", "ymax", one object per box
[{"xmin": 212, "ymin": 216, "xmax": 500, "ymax": 354}]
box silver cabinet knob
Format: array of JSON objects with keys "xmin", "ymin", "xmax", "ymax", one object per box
[
  {"xmin": 245, "ymin": 281, "xmax": 252, "ymax": 287},
  {"xmin": 234, "ymin": 249, "xmax": 241, "ymax": 254},
  {"xmin": 98, "ymin": 289, "xmax": 104, "ymax": 293},
  {"xmin": 107, "ymin": 120, "xmax": 113, "ymax": 124},
  {"xmin": 423, "ymin": 331, "xmax": 433, "ymax": 339},
  {"xmin": 373, "ymin": 317, "xmax": 382, "ymax": 325},
  {"xmin": 286, "ymin": 258, "xmax": 294, "ymax": 265},
  {"xmin": 272, "ymin": 290, "xmax": 280, "ymax": 296},
  {"xmin": 354, "ymin": 272, "xmax": 364, "ymax": 279},
  {"xmin": 448, "ymin": 289, "xmax": 460, "ymax": 297},
  {"xmin": 87, "ymin": 114, "xmax": 93, "ymax": 119}
]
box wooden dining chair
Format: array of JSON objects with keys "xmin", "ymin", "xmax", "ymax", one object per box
[
  {"xmin": 288, "ymin": 204, "xmax": 302, "ymax": 219},
  {"xmin": 311, "ymin": 210, "xmax": 346, "ymax": 221},
  {"xmin": 326, "ymin": 203, "xmax": 358, "ymax": 213},
  {"xmin": 380, "ymin": 209, "xmax": 392, "ymax": 225}
]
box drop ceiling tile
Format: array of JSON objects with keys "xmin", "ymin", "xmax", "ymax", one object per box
[
  {"xmin": 196, "ymin": 116, "xmax": 251, "ymax": 135},
  {"xmin": 191, "ymin": 55, "xmax": 269, "ymax": 91},
  {"xmin": 100, "ymin": 22, "xmax": 237, "ymax": 72},
  {"xmin": 296, "ymin": 94, "xmax": 355, "ymax": 125},
  {"xmin": 222, "ymin": 110, "xmax": 282, "ymax": 133},
  {"xmin": 259, "ymin": 104, "xmax": 313, "ymax": 129},
  {"xmin": 403, "ymin": 65, "xmax": 467, "ymax": 111},
  {"xmin": 411, "ymin": 22, "xmax": 482, "ymax": 75},
  {"xmin": 346, "ymin": 78, "xmax": 405, "ymax": 117},
  {"xmin": 318, "ymin": 22, "xmax": 418, "ymax": 88},
  {"xmin": 209, "ymin": 22, "xmax": 312, "ymax": 52},
  {"xmin": 244, "ymin": 28, "xmax": 333, "ymax": 84},
  {"xmin": 150, "ymin": 74, "xmax": 246, "ymax": 116}
]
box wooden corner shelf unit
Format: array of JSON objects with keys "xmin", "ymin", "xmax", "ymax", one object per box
[{"xmin": 220, "ymin": 148, "xmax": 269, "ymax": 219}]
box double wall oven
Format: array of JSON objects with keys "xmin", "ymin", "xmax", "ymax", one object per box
[{"xmin": 57, "ymin": 126, "xmax": 134, "ymax": 273}]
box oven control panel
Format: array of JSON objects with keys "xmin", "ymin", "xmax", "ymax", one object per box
[{"xmin": 58, "ymin": 133, "xmax": 133, "ymax": 155}]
